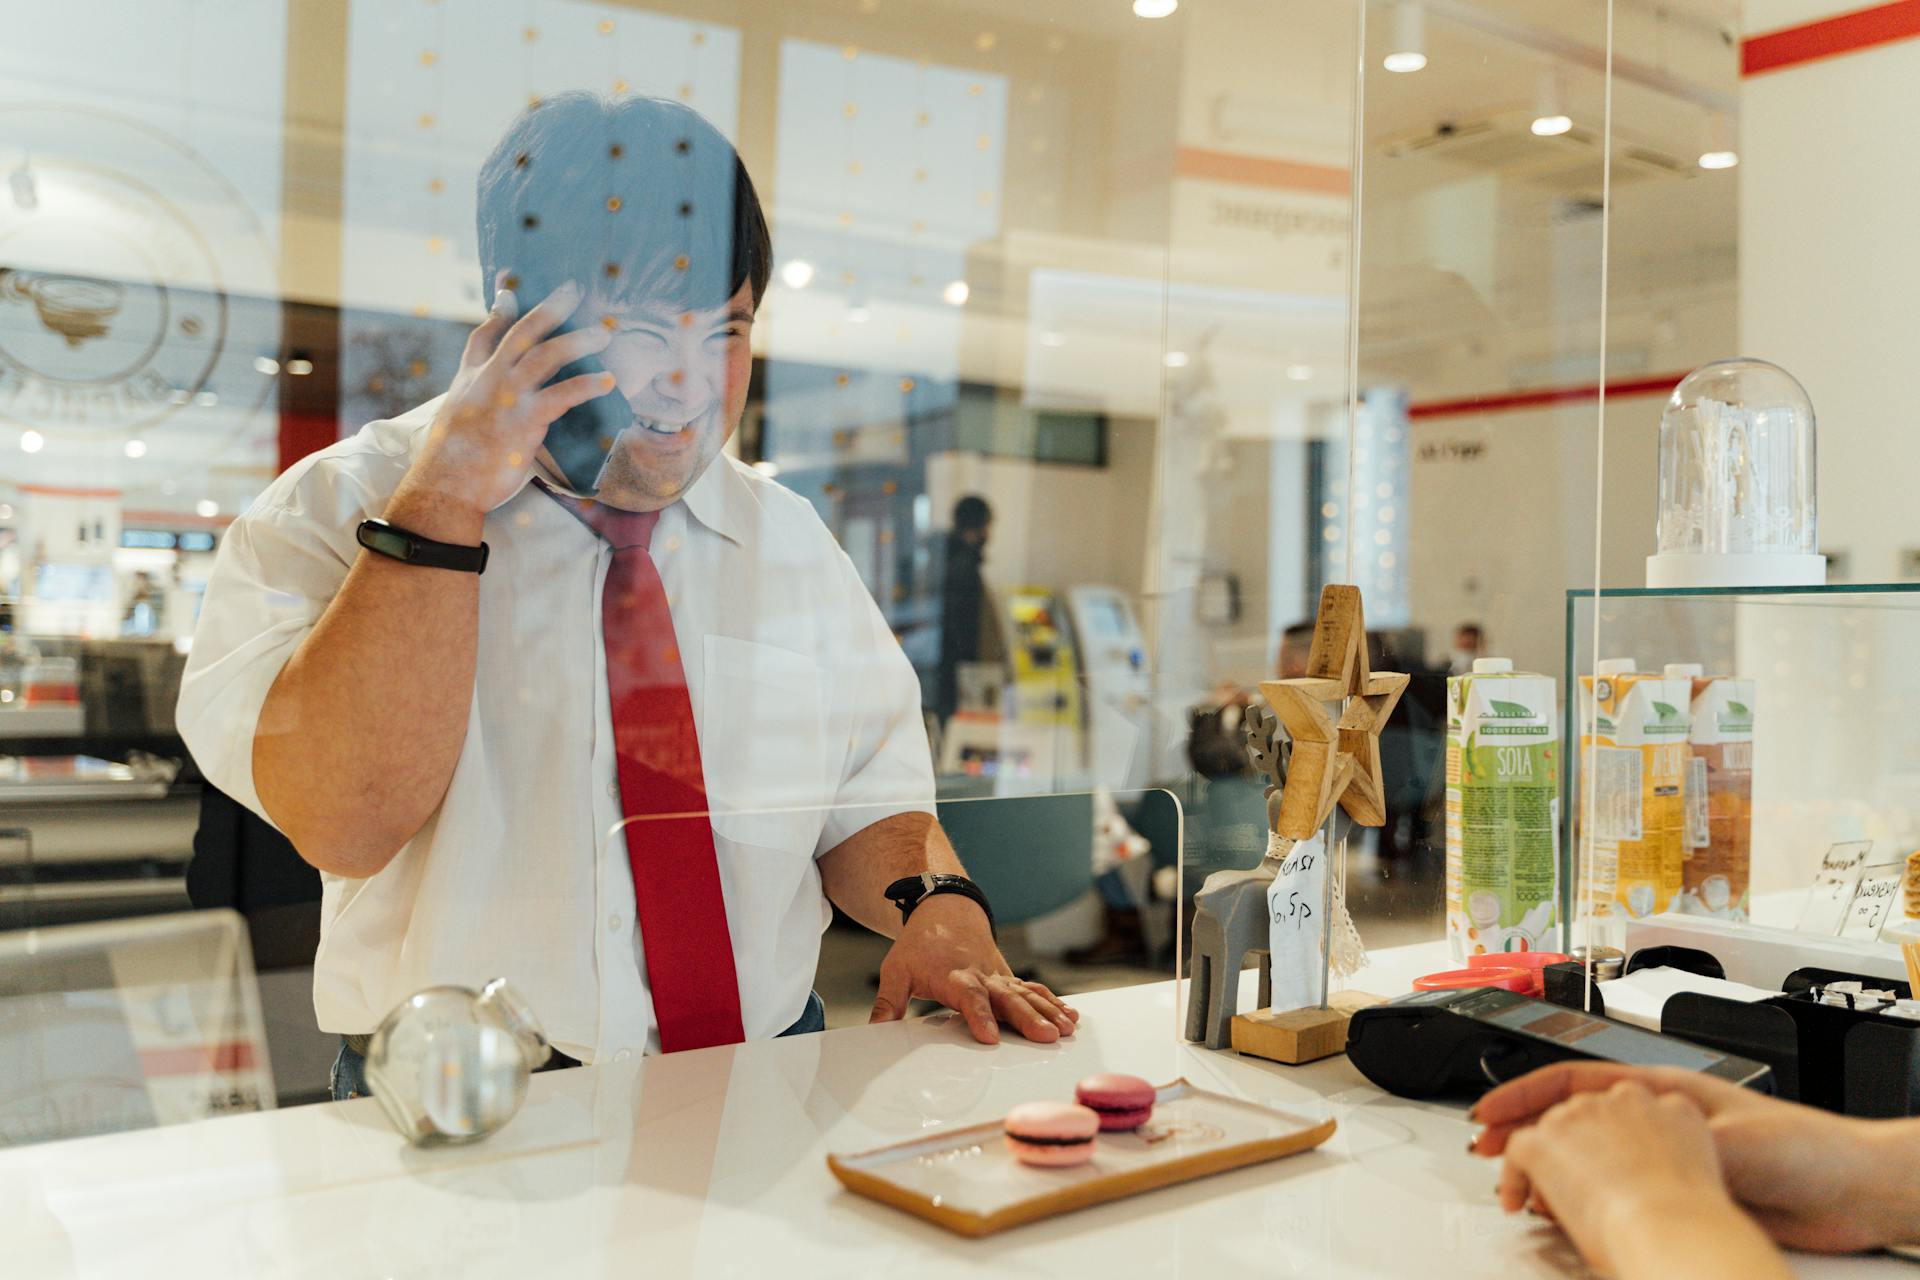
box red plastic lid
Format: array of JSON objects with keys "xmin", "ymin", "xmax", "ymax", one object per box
[
  {"xmin": 1414, "ymin": 966, "xmax": 1533, "ymax": 994},
  {"xmin": 1467, "ymin": 952, "xmax": 1568, "ymax": 993}
]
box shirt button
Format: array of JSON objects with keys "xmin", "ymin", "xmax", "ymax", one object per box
[
  {"xmin": 615, "ymin": 1049, "xmax": 632, "ymax": 1063},
  {"xmin": 607, "ymin": 913, "xmax": 623, "ymax": 933}
]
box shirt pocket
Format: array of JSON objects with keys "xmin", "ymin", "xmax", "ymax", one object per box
[{"xmin": 701, "ymin": 634, "xmax": 831, "ymax": 854}]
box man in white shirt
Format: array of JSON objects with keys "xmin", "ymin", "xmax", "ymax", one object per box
[{"xmin": 178, "ymin": 93, "xmax": 1077, "ymax": 1093}]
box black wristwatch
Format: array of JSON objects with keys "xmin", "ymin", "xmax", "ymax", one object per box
[
  {"xmin": 356, "ymin": 518, "xmax": 489, "ymax": 574},
  {"xmin": 885, "ymin": 873, "xmax": 995, "ymax": 936}
]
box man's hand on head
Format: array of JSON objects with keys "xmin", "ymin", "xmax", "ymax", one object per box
[
  {"xmin": 868, "ymin": 894, "xmax": 1080, "ymax": 1044},
  {"xmin": 404, "ymin": 279, "xmax": 617, "ymax": 523}
]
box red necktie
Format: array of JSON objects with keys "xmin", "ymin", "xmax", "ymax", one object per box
[{"xmin": 551, "ymin": 490, "xmax": 745, "ymax": 1052}]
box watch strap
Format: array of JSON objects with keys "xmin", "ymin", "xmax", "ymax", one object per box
[
  {"xmin": 884, "ymin": 872, "xmax": 995, "ymax": 937},
  {"xmin": 356, "ymin": 518, "xmax": 489, "ymax": 574}
]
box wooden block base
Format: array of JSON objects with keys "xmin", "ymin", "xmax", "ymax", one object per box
[{"xmin": 1229, "ymin": 991, "xmax": 1386, "ymax": 1065}]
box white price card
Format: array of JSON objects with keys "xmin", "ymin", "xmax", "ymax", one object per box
[
  {"xmin": 1842, "ymin": 863, "xmax": 1907, "ymax": 941},
  {"xmin": 1797, "ymin": 840, "xmax": 1874, "ymax": 936},
  {"xmin": 1267, "ymin": 833, "xmax": 1327, "ymax": 1013}
]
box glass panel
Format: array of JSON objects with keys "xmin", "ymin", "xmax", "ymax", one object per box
[
  {"xmin": 5, "ymin": 0, "xmax": 1258, "ymax": 1141},
  {"xmin": 1579, "ymin": 0, "xmax": 1920, "ymax": 1062}
]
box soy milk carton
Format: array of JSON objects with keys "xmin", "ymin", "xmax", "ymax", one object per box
[
  {"xmin": 1668, "ymin": 663, "xmax": 1755, "ymax": 921},
  {"xmin": 1579, "ymin": 659, "xmax": 1691, "ymax": 924},
  {"xmin": 1446, "ymin": 658, "xmax": 1560, "ymax": 960}
]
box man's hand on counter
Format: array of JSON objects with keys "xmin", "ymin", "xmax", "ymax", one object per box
[{"xmin": 868, "ymin": 894, "xmax": 1080, "ymax": 1045}]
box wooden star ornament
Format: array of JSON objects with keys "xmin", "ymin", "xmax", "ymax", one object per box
[{"xmin": 1258, "ymin": 584, "xmax": 1408, "ymax": 842}]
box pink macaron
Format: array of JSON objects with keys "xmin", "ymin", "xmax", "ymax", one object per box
[
  {"xmin": 1003, "ymin": 1101, "xmax": 1101, "ymax": 1167},
  {"xmin": 1074, "ymin": 1073, "xmax": 1156, "ymax": 1131}
]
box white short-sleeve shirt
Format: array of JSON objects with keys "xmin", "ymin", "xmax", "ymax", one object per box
[{"xmin": 176, "ymin": 398, "xmax": 935, "ymax": 1060}]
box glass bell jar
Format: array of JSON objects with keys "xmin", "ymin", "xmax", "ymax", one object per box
[{"xmin": 1647, "ymin": 358, "xmax": 1824, "ymax": 588}]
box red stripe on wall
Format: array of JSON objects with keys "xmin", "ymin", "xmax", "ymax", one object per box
[
  {"xmin": 1742, "ymin": 0, "xmax": 1920, "ymax": 76},
  {"xmin": 278, "ymin": 408, "xmax": 338, "ymax": 474},
  {"xmin": 1174, "ymin": 146, "xmax": 1350, "ymax": 195},
  {"xmin": 138, "ymin": 1040, "xmax": 258, "ymax": 1076},
  {"xmin": 1407, "ymin": 372, "xmax": 1688, "ymax": 421}
]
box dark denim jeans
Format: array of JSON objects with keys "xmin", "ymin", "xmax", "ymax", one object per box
[{"xmin": 330, "ymin": 990, "xmax": 828, "ymax": 1102}]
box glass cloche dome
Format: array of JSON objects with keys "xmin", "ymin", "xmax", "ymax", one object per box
[{"xmin": 1647, "ymin": 357, "xmax": 1825, "ymax": 588}]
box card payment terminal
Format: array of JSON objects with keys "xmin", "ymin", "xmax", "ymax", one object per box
[{"xmin": 1346, "ymin": 987, "xmax": 1773, "ymax": 1101}]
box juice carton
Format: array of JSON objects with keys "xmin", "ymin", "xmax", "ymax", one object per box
[
  {"xmin": 1579, "ymin": 659, "xmax": 1691, "ymax": 923},
  {"xmin": 1668, "ymin": 663, "xmax": 1755, "ymax": 921},
  {"xmin": 1446, "ymin": 658, "xmax": 1560, "ymax": 960}
]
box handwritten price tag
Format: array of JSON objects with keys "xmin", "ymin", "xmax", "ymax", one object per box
[
  {"xmin": 1797, "ymin": 840, "xmax": 1873, "ymax": 937},
  {"xmin": 1267, "ymin": 834, "xmax": 1326, "ymax": 1012},
  {"xmin": 1842, "ymin": 863, "xmax": 1906, "ymax": 941}
]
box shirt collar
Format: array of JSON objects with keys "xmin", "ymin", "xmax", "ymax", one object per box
[{"xmin": 529, "ymin": 448, "xmax": 749, "ymax": 548}]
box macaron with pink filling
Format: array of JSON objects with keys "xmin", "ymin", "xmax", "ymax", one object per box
[
  {"xmin": 1003, "ymin": 1101, "xmax": 1101, "ymax": 1167},
  {"xmin": 1074, "ymin": 1073, "xmax": 1156, "ymax": 1131}
]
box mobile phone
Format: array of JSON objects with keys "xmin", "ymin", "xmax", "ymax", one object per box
[{"xmin": 538, "ymin": 320, "xmax": 628, "ymax": 495}]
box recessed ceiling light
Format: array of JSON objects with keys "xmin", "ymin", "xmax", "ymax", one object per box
[
  {"xmin": 124, "ymin": 439, "xmax": 147, "ymax": 458},
  {"xmin": 1531, "ymin": 114, "xmax": 1573, "ymax": 137},
  {"xmin": 195, "ymin": 499, "xmax": 220, "ymax": 519},
  {"xmin": 1133, "ymin": 0, "xmax": 1177, "ymax": 17},
  {"xmin": 942, "ymin": 280, "xmax": 970, "ymax": 306},
  {"xmin": 285, "ymin": 358, "xmax": 314, "ymax": 376},
  {"xmin": 254, "ymin": 356, "xmax": 280, "ymax": 376},
  {"xmin": 780, "ymin": 259, "xmax": 815, "ymax": 290},
  {"xmin": 20, "ymin": 430, "xmax": 43, "ymax": 454},
  {"xmin": 1699, "ymin": 150, "xmax": 1738, "ymax": 170}
]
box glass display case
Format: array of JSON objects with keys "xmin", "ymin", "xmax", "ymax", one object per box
[{"xmin": 1568, "ymin": 584, "xmax": 1920, "ymax": 981}]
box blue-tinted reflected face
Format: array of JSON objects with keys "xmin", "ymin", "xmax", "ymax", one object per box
[{"xmin": 570, "ymin": 280, "xmax": 755, "ymax": 510}]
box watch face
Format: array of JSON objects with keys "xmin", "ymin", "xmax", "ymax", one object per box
[{"xmin": 366, "ymin": 526, "xmax": 412, "ymax": 560}]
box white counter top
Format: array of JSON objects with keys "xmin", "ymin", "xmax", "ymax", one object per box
[{"xmin": 2, "ymin": 943, "xmax": 1905, "ymax": 1278}]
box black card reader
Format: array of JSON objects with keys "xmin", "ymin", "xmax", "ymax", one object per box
[{"xmin": 1346, "ymin": 987, "xmax": 1773, "ymax": 1101}]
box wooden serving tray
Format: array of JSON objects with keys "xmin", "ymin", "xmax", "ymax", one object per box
[{"xmin": 826, "ymin": 1079, "xmax": 1336, "ymax": 1237}]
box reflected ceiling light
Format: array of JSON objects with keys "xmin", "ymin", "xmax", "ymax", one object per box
[
  {"xmin": 1383, "ymin": 2, "xmax": 1426, "ymax": 73},
  {"xmin": 19, "ymin": 430, "xmax": 43, "ymax": 454},
  {"xmin": 253, "ymin": 355, "xmax": 280, "ymax": 376},
  {"xmin": 751, "ymin": 459, "xmax": 781, "ymax": 477},
  {"xmin": 1699, "ymin": 150, "xmax": 1738, "ymax": 170},
  {"xmin": 195, "ymin": 499, "xmax": 220, "ymax": 519},
  {"xmin": 0, "ymin": 504, "xmax": 11, "ymax": 520},
  {"xmin": 1163, "ymin": 350, "xmax": 1189, "ymax": 368},
  {"xmin": 1286, "ymin": 364, "xmax": 1314, "ymax": 381},
  {"xmin": 1531, "ymin": 69, "xmax": 1571, "ymax": 136},
  {"xmin": 1133, "ymin": 0, "xmax": 1178, "ymax": 17},
  {"xmin": 285, "ymin": 357, "xmax": 314, "ymax": 376},
  {"xmin": 124, "ymin": 439, "xmax": 147, "ymax": 458},
  {"xmin": 942, "ymin": 280, "xmax": 970, "ymax": 306},
  {"xmin": 780, "ymin": 259, "xmax": 815, "ymax": 289}
]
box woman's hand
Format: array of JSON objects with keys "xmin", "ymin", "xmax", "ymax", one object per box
[
  {"xmin": 1495, "ymin": 1079, "xmax": 1791, "ymax": 1280},
  {"xmin": 1472, "ymin": 1061, "xmax": 1920, "ymax": 1253}
]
